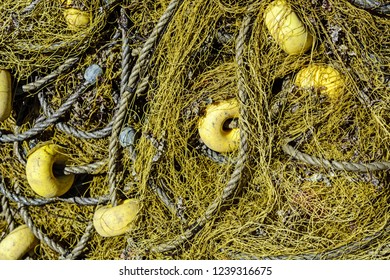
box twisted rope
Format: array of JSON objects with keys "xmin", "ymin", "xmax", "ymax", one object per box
[
  {"xmin": 348, "ymin": 0, "xmax": 390, "ymax": 14},
  {"xmin": 1, "ymin": 194, "xmax": 16, "ymax": 233},
  {"xmin": 108, "ymin": 0, "xmax": 183, "ymax": 207},
  {"xmin": 0, "ymin": 82, "xmax": 91, "ymax": 143},
  {"xmin": 22, "ymin": 57, "xmax": 79, "ymax": 93},
  {"xmin": 37, "ymin": 91, "xmax": 113, "ymax": 139},
  {"xmin": 282, "ymin": 142, "xmax": 390, "ymax": 172},
  {"xmin": 0, "ymin": 180, "xmax": 109, "ymax": 206},
  {"xmin": 57, "ymin": 121, "xmax": 112, "ymax": 139},
  {"xmin": 60, "ymin": 221, "xmax": 94, "ymax": 260},
  {"xmin": 12, "ymin": 182, "xmax": 68, "ymax": 256},
  {"xmin": 19, "ymin": 206, "xmax": 68, "ymax": 256},
  {"xmin": 20, "ymin": 0, "xmax": 42, "ymax": 15},
  {"xmin": 12, "ymin": 117, "xmax": 107, "ymax": 175},
  {"xmin": 198, "ymin": 144, "xmax": 231, "ymax": 164},
  {"xmin": 151, "ymin": 13, "xmax": 252, "ymax": 254},
  {"xmin": 63, "ymin": 160, "xmax": 107, "ymax": 175},
  {"xmin": 148, "ymin": 178, "xmax": 187, "ymax": 224}
]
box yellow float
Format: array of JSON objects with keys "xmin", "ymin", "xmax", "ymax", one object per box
[
  {"xmin": 0, "ymin": 69, "xmax": 12, "ymax": 121},
  {"xmin": 63, "ymin": 8, "xmax": 90, "ymax": 31},
  {"xmin": 198, "ymin": 98, "xmax": 240, "ymax": 153},
  {"xmin": 0, "ymin": 225, "xmax": 39, "ymax": 260},
  {"xmin": 26, "ymin": 144, "xmax": 75, "ymax": 198},
  {"xmin": 93, "ymin": 199, "xmax": 140, "ymax": 237},
  {"xmin": 294, "ymin": 64, "xmax": 345, "ymax": 100},
  {"xmin": 264, "ymin": 0, "xmax": 314, "ymax": 55}
]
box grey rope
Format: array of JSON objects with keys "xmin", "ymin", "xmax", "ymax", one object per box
[
  {"xmin": 108, "ymin": 0, "xmax": 184, "ymax": 207},
  {"xmin": 13, "ymin": 126, "xmax": 27, "ymax": 165},
  {"xmin": 37, "ymin": 91, "xmax": 113, "ymax": 140},
  {"xmin": 14, "ymin": 182, "xmax": 68, "ymax": 256},
  {"xmin": 1, "ymin": 195, "xmax": 16, "ymax": 233},
  {"xmin": 56, "ymin": 121, "xmax": 112, "ymax": 139},
  {"xmin": 282, "ymin": 141, "xmax": 390, "ymax": 172},
  {"xmin": 13, "ymin": 121, "xmax": 107, "ymax": 174},
  {"xmin": 22, "ymin": 57, "xmax": 79, "ymax": 93},
  {"xmin": 20, "ymin": 0, "xmax": 42, "ymax": 15},
  {"xmin": 120, "ymin": 7, "xmax": 131, "ymax": 97},
  {"xmin": 151, "ymin": 13, "xmax": 252, "ymax": 254},
  {"xmin": 259, "ymin": 221, "xmax": 390, "ymax": 260},
  {"xmin": 148, "ymin": 178, "xmax": 187, "ymax": 224},
  {"xmin": 63, "ymin": 160, "xmax": 107, "ymax": 175},
  {"xmin": 321, "ymin": 225, "xmax": 388, "ymax": 259},
  {"xmin": 0, "ymin": 82, "xmax": 91, "ymax": 143},
  {"xmin": 197, "ymin": 119, "xmax": 238, "ymax": 164},
  {"xmin": 0, "ymin": 180, "xmax": 109, "ymax": 206},
  {"xmin": 60, "ymin": 221, "xmax": 94, "ymax": 260}
]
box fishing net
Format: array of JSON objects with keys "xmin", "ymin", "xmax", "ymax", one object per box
[{"xmin": 0, "ymin": 0, "xmax": 389, "ymax": 260}]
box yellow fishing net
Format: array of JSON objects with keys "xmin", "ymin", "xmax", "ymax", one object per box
[{"xmin": 0, "ymin": 0, "xmax": 389, "ymax": 260}]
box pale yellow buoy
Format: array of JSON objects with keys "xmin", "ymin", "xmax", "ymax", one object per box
[
  {"xmin": 295, "ymin": 64, "xmax": 345, "ymax": 100},
  {"xmin": 198, "ymin": 98, "xmax": 240, "ymax": 153},
  {"xmin": 63, "ymin": 8, "xmax": 90, "ymax": 31},
  {"xmin": 264, "ymin": 0, "xmax": 314, "ymax": 55},
  {"xmin": 26, "ymin": 144, "xmax": 75, "ymax": 198},
  {"xmin": 0, "ymin": 69, "xmax": 12, "ymax": 122},
  {"xmin": 0, "ymin": 225, "xmax": 39, "ymax": 260},
  {"xmin": 93, "ymin": 199, "xmax": 140, "ymax": 237}
]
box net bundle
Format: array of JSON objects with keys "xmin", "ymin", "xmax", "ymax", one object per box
[{"xmin": 0, "ymin": 0, "xmax": 389, "ymax": 260}]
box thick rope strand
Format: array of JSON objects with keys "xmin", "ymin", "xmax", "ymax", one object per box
[
  {"xmin": 13, "ymin": 182, "xmax": 68, "ymax": 256},
  {"xmin": 282, "ymin": 142, "xmax": 390, "ymax": 172},
  {"xmin": 151, "ymin": 13, "xmax": 252, "ymax": 254},
  {"xmin": 1, "ymin": 195, "xmax": 16, "ymax": 233},
  {"xmin": 0, "ymin": 82, "xmax": 91, "ymax": 143},
  {"xmin": 60, "ymin": 222, "xmax": 94, "ymax": 260}
]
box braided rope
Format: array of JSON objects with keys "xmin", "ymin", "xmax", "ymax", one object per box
[
  {"xmin": 198, "ymin": 144, "xmax": 231, "ymax": 164},
  {"xmin": 348, "ymin": 0, "xmax": 390, "ymax": 14},
  {"xmin": 120, "ymin": 8, "xmax": 131, "ymax": 97},
  {"xmin": 56, "ymin": 122, "xmax": 112, "ymax": 139},
  {"xmin": 15, "ymin": 36, "xmax": 84, "ymax": 53},
  {"xmin": 22, "ymin": 57, "xmax": 79, "ymax": 93},
  {"xmin": 108, "ymin": 0, "xmax": 183, "ymax": 207},
  {"xmin": 0, "ymin": 82, "xmax": 90, "ymax": 143},
  {"xmin": 149, "ymin": 178, "xmax": 187, "ymax": 224},
  {"xmin": 282, "ymin": 142, "xmax": 390, "ymax": 172},
  {"xmin": 38, "ymin": 91, "xmax": 113, "ymax": 140},
  {"xmin": 12, "ymin": 127, "xmax": 27, "ymax": 165},
  {"xmin": 0, "ymin": 180, "xmax": 109, "ymax": 206},
  {"xmin": 19, "ymin": 206, "xmax": 68, "ymax": 256},
  {"xmin": 63, "ymin": 160, "xmax": 107, "ymax": 175},
  {"xmin": 12, "ymin": 182, "xmax": 68, "ymax": 256},
  {"xmin": 1, "ymin": 195, "xmax": 16, "ymax": 233},
  {"xmin": 61, "ymin": 221, "xmax": 94, "ymax": 260},
  {"xmin": 12, "ymin": 113, "xmax": 107, "ymax": 175},
  {"xmin": 151, "ymin": 13, "xmax": 252, "ymax": 254},
  {"xmin": 20, "ymin": 0, "xmax": 42, "ymax": 15}
]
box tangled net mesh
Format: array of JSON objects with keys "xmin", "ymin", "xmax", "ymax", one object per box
[{"xmin": 0, "ymin": 0, "xmax": 389, "ymax": 260}]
